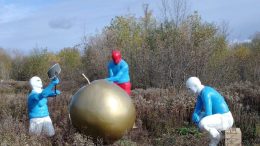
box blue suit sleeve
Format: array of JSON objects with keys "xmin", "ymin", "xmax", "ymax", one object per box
[
  {"xmin": 48, "ymin": 90, "xmax": 61, "ymax": 97},
  {"xmin": 108, "ymin": 64, "xmax": 113, "ymax": 77},
  {"xmin": 41, "ymin": 82, "xmax": 55, "ymax": 97},
  {"xmin": 107, "ymin": 65, "xmax": 127, "ymax": 82},
  {"xmin": 202, "ymin": 93, "xmax": 213, "ymax": 116},
  {"xmin": 192, "ymin": 96, "xmax": 202, "ymax": 124}
]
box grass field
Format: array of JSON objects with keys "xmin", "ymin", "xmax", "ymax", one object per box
[{"xmin": 0, "ymin": 81, "xmax": 259, "ymax": 145}]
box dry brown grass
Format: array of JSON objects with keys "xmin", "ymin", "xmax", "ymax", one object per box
[{"xmin": 0, "ymin": 81, "xmax": 259, "ymax": 145}]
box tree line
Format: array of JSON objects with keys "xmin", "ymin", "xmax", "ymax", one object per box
[{"xmin": 0, "ymin": 3, "xmax": 259, "ymax": 89}]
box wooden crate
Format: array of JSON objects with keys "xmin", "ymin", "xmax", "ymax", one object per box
[{"xmin": 225, "ymin": 128, "xmax": 242, "ymax": 146}]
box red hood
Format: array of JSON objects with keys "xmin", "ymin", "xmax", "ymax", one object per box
[{"xmin": 112, "ymin": 50, "xmax": 122, "ymax": 64}]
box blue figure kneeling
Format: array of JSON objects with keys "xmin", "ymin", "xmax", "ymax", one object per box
[{"xmin": 186, "ymin": 77, "xmax": 234, "ymax": 146}]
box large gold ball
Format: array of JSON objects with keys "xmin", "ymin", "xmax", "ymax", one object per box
[{"xmin": 69, "ymin": 80, "xmax": 136, "ymax": 143}]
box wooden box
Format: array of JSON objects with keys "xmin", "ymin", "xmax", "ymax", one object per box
[{"xmin": 225, "ymin": 128, "xmax": 242, "ymax": 146}]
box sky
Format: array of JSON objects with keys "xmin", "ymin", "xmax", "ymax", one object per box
[{"xmin": 0, "ymin": 0, "xmax": 259, "ymax": 54}]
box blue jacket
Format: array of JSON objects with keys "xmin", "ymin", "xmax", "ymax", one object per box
[
  {"xmin": 192, "ymin": 86, "xmax": 230, "ymax": 124},
  {"xmin": 28, "ymin": 81, "xmax": 59, "ymax": 119},
  {"xmin": 106, "ymin": 59, "xmax": 130, "ymax": 84}
]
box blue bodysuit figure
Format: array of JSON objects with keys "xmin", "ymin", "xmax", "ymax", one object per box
[
  {"xmin": 28, "ymin": 76, "xmax": 60, "ymax": 136},
  {"xmin": 192, "ymin": 86, "xmax": 230, "ymax": 124},
  {"xmin": 107, "ymin": 59, "xmax": 130, "ymax": 83},
  {"xmin": 186, "ymin": 77, "xmax": 234, "ymax": 146},
  {"xmin": 106, "ymin": 50, "xmax": 131, "ymax": 95}
]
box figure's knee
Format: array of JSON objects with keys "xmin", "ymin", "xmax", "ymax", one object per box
[
  {"xmin": 198, "ymin": 116, "xmax": 213, "ymax": 131},
  {"xmin": 199, "ymin": 119, "xmax": 207, "ymax": 131}
]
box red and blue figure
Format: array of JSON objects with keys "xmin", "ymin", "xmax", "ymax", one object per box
[{"xmin": 106, "ymin": 50, "xmax": 131, "ymax": 95}]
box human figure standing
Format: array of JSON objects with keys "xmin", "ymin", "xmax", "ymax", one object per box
[{"xmin": 28, "ymin": 76, "xmax": 61, "ymax": 136}]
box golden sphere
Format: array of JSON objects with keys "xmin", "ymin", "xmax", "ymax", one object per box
[{"xmin": 69, "ymin": 80, "xmax": 136, "ymax": 143}]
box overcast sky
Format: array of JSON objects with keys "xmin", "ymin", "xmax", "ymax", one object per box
[{"xmin": 0, "ymin": 0, "xmax": 259, "ymax": 53}]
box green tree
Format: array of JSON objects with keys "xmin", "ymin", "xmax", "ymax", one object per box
[
  {"xmin": 58, "ymin": 48, "xmax": 81, "ymax": 80},
  {"xmin": 13, "ymin": 49, "xmax": 58, "ymax": 81}
]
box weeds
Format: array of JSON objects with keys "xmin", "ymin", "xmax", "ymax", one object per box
[{"xmin": 0, "ymin": 81, "xmax": 259, "ymax": 145}]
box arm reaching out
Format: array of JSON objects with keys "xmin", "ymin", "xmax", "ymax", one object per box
[
  {"xmin": 108, "ymin": 65, "xmax": 113, "ymax": 77},
  {"xmin": 48, "ymin": 90, "xmax": 61, "ymax": 97},
  {"xmin": 106, "ymin": 65, "xmax": 127, "ymax": 82},
  {"xmin": 41, "ymin": 77, "xmax": 60, "ymax": 98}
]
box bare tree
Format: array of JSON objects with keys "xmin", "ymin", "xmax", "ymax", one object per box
[{"xmin": 160, "ymin": 0, "xmax": 189, "ymax": 26}]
